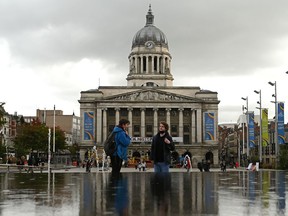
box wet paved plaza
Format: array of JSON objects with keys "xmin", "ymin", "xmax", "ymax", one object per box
[{"xmin": 0, "ymin": 168, "xmax": 287, "ymax": 216}]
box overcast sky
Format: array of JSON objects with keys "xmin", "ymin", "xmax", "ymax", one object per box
[{"xmin": 1, "ymin": 0, "xmax": 288, "ymax": 123}]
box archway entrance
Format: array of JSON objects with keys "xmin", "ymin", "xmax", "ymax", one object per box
[{"xmin": 205, "ymin": 151, "xmax": 214, "ymax": 164}]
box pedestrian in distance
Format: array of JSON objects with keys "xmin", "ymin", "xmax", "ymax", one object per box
[
  {"xmin": 111, "ymin": 119, "xmax": 131, "ymax": 178},
  {"xmin": 150, "ymin": 121, "xmax": 175, "ymax": 173}
]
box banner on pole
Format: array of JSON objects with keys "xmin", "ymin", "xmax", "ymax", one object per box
[
  {"xmin": 262, "ymin": 108, "xmax": 269, "ymax": 147},
  {"xmin": 84, "ymin": 111, "xmax": 94, "ymax": 140},
  {"xmin": 278, "ymin": 102, "xmax": 285, "ymax": 144},
  {"xmin": 204, "ymin": 112, "xmax": 215, "ymax": 140},
  {"xmin": 248, "ymin": 112, "xmax": 255, "ymax": 148}
]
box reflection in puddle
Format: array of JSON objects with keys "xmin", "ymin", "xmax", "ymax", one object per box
[{"xmin": 0, "ymin": 170, "xmax": 287, "ymax": 215}]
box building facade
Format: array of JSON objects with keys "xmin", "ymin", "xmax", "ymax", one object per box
[
  {"xmin": 79, "ymin": 6, "xmax": 220, "ymax": 166},
  {"xmin": 36, "ymin": 109, "xmax": 81, "ymax": 146}
]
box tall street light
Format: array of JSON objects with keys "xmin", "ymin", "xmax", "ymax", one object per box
[
  {"xmin": 241, "ymin": 96, "xmax": 249, "ymax": 157},
  {"xmin": 268, "ymin": 81, "xmax": 278, "ymax": 166},
  {"xmin": 254, "ymin": 90, "xmax": 262, "ymax": 162}
]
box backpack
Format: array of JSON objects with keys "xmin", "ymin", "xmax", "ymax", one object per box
[{"xmin": 103, "ymin": 132, "xmax": 116, "ymax": 156}]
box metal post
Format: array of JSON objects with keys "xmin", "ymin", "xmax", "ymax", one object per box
[
  {"xmin": 242, "ymin": 96, "xmax": 249, "ymax": 157},
  {"xmin": 274, "ymin": 83, "xmax": 278, "ymax": 165},
  {"xmin": 246, "ymin": 97, "xmax": 249, "ymax": 157},
  {"xmin": 268, "ymin": 81, "xmax": 278, "ymax": 167},
  {"xmin": 53, "ymin": 105, "xmax": 56, "ymax": 153},
  {"xmin": 254, "ymin": 90, "xmax": 262, "ymax": 162},
  {"xmin": 48, "ymin": 128, "xmax": 51, "ymax": 173}
]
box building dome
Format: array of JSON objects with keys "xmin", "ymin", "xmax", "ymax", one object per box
[{"xmin": 132, "ymin": 5, "xmax": 168, "ymax": 48}]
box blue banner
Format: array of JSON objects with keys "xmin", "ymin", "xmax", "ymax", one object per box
[
  {"xmin": 278, "ymin": 102, "xmax": 285, "ymax": 144},
  {"xmin": 204, "ymin": 112, "xmax": 215, "ymax": 140},
  {"xmin": 248, "ymin": 112, "xmax": 255, "ymax": 148},
  {"xmin": 84, "ymin": 111, "xmax": 94, "ymax": 140}
]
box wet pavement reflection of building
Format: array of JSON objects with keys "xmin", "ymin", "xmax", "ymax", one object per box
[{"xmin": 0, "ymin": 170, "xmax": 287, "ymax": 215}]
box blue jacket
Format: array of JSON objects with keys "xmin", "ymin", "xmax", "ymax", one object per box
[{"xmin": 113, "ymin": 126, "xmax": 131, "ymax": 160}]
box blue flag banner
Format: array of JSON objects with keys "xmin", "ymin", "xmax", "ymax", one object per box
[
  {"xmin": 84, "ymin": 111, "xmax": 94, "ymax": 140},
  {"xmin": 278, "ymin": 102, "xmax": 285, "ymax": 144},
  {"xmin": 248, "ymin": 112, "xmax": 255, "ymax": 148},
  {"xmin": 204, "ymin": 112, "xmax": 215, "ymax": 140}
]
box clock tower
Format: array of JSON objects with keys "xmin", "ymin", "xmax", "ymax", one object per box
[{"xmin": 127, "ymin": 5, "xmax": 173, "ymax": 87}]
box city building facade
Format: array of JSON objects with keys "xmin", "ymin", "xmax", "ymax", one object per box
[
  {"xmin": 36, "ymin": 109, "xmax": 81, "ymax": 146},
  {"xmin": 79, "ymin": 6, "xmax": 220, "ymax": 166}
]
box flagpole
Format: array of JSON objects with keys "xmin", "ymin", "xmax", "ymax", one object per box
[
  {"xmin": 53, "ymin": 105, "xmax": 56, "ymax": 153},
  {"xmin": 48, "ymin": 128, "xmax": 51, "ymax": 173}
]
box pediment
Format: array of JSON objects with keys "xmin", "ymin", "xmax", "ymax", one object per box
[{"xmin": 105, "ymin": 89, "xmax": 201, "ymax": 102}]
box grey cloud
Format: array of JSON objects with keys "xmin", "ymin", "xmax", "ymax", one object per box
[{"xmin": 1, "ymin": 0, "xmax": 288, "ymax": 78}]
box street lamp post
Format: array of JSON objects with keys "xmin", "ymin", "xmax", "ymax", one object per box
[
  {"xmin": 254, "ymin": 90, "xmax": 262, "ymax": 162},
  {"xmin": 241, "ymin": 96, "xmax": 249, "ymax": 157},
  {"xmin": 268, "ymin": 81, "xmax": 278, "ymax": 166}
]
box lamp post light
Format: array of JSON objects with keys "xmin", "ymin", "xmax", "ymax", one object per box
[
  {"xmin": 254, "ymin": 90, "xmax": 262, "ymax": 162},
  {"xmin": 268, "ymin": 81, "xmax": 278, "ymax": 166},
  {"xmin": 241, "ymin": 96, "xmax": 249, "ymax": 157}
]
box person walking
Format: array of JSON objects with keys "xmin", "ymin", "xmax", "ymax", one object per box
[
  {"xmin": 111, "ymin": 119, "xmax": 131, "ymax": 178},
  {"xmin": 150, "ymin": 121, "xmax": 175, "ymax": 172}
]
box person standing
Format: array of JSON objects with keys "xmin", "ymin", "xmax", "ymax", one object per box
[
  {"xmin": 150, "ymin": 121, "xmax": 175, "ymax": 172},
  {"xmin": 111, "ymin": 119, "xmax": 131, "ymax": 177}
]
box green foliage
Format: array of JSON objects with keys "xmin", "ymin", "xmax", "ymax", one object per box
[
  {"xmin": 13, "ymin": 119, "xmax": 67, "ymax": 156},
  {"xmin": 54, "ymin": 126, "xmax": 67, "ymax": 151},
  {"xmin": 279, "ymin": 144, "xmax": 288, "ymax": 170},
  {"xmin": 68, "ymin": 143, "xmax": 80, "ymax": 156}
]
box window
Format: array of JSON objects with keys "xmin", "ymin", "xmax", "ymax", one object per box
[
  {"xmin": 146, "ymin": 125, "xmax": 152, "ymax": 132},
  {"xmin": 133, "ymin": 109, "xmax": 140, "ymax": 116},
  {"xmin": 184, "ymin": 135, "xmax": 190, "ymax": 144},
  {"xmin": 120, "ymin": 109, "xmax": 128, "ymax": 116},
  {"xmin": 171, "ymin": 125, "xmax": 177, "ymax": 133},
  {"xmin": 108, "ymin": 109, "xmax": 115, "ymax": 116},
  {"xmin": 159, "ymin": 110, "xmax": 165, "ymax": 116},
  {"xmin": 134, "ymin": 125, "xmax": 140, "ymax": 132},
  {"xmin": 184, "ymin": 125, "xmax": 190, "ymax": 133},
  {"xmin": 146, "ymin": 109, "xmax": 153, "ymax": 116}
]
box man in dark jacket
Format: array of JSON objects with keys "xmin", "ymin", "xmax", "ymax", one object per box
[
  {"xmin": 150, "ymin": 121, "xmax": 175, "ymax": 172},
  {"xmin": 111, "ymin": 119, "xmax": 131, "ymax": 177}
]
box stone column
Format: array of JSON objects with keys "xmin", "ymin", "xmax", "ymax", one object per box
[
  {"xmin": 162, "ymin": 56, "xmax": 165, "ymax": 74},
  {"xmin": 157, "ymin": 56, "xmax": 160, "ymax": 73},
  {"xmin": 146, "ymin": 55, "xmax": 149, "ymax": 74},
  {"xmin": 178, "ymin": 108, "xmax": 184, "ymax": 144},
  {"xmin": 196, "ymin": 108, "xmax": 202, "ymax": 143},
  {"xmin": 153, "ymin": 108, "xmax": 158, "ymax": 134},
  {"xmin": 135, "ymin": 56, "xmax": 138, "ymax": 74},
  {"xmin": 166, "ymin": 108, "xmax": 171, "ymax": 128},
  {"xmin": 151, "ymin": 56, "xmax": 154, "ymax": 73},
  {"xmin": 140, "ymin": 56, "xmax": 143, "ymax": 74},
  {"xmin": 102, "ymin": 108, "xmax": 107, "ymax": 139},
  {"xmin": 191, "ymin": 109, "xmax": 196, "ymax": 143},
  {"xmin": 128, "ymin": 107, "xmax": 133, "ymax": 135},
  {"xmin": 141, "ymin": 108, "xmax": 145, "ymax": 137},
  {"xmin": 115, "ymin": 108, "xmax": 120, "ymax": 126},
  {"xmin": 96, "ymin": 108, "xmax": 102, "ymax": 144}
]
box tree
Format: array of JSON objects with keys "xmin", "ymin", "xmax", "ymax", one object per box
[
  {"xmin": 13, "ymin": 119, "xmax": 67, "ymax": 157},
  {"xmin": 0, "ymin": 102, "xmax": 7, "ymax": 161},
  {"xmin": 279, "ymin": 144, "xmax": 288, "ymax": 170}
]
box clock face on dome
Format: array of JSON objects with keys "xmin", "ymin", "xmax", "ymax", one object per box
[{"xmin": 145, "ymin": 41, "xmax": 155, "ymax": 49}]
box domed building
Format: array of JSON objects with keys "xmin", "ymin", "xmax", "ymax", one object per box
[{"xmin": 79, "ymin": 6, "xmax": 220, "ymax": 167}]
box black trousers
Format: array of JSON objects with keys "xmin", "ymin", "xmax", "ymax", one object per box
[{"xmin": 111, "ymin": 155, "xmax": 123, "ymax": 177}]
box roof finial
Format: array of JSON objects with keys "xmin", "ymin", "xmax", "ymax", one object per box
[{"xmin": 146, "ymin": 4, "xmax": 154, "ymax": 26}]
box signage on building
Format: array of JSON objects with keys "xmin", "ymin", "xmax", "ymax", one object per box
[
  {"xmin": 83, "ymin": 111, "xmax": 94, "ymax": 140},
  {"xmin": 204, "ymin": 112, "xmax": 215, "ymax": 140},
  {"xmin": 278, "ymin": 102, "xmax": 285, "ymax": 144},
  {"xmin": 131, "ymin": 137, "xmax": 183, "ymax": 142}
]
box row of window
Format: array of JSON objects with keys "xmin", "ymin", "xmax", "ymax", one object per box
[
  {"xmin": 108, "ymin": 108, "xmax": 191, "ymax": 117},
  {"xmin": 108, "ymin": 124, "xmax": 191, "ymax": 133}
]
